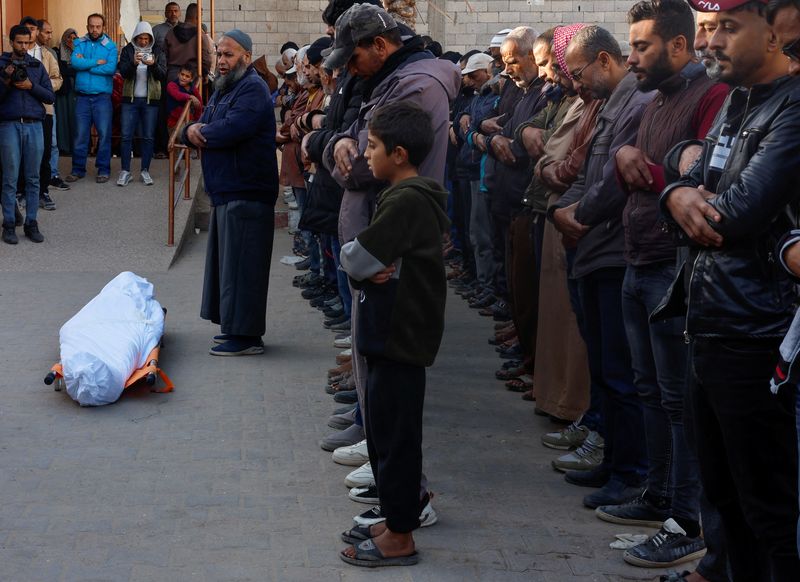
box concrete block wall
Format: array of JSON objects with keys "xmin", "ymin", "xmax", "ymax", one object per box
[
  {"xmin": 441, "ymin": 0, "xmax": 631, "ymax": 53},
  {"xmin": 138, "ymin": 0, "xmax": 629, "ymax": 63}
]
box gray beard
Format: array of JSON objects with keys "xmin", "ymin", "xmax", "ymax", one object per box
[{"xmin": 214, "ymin": 63, "xmax": 247, "ymax": 93}]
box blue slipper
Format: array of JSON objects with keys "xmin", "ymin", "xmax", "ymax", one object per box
[
  {"xmin": 339, "ymin": 538, "xmax": 418, "ymax": 568},
  {"xmin": 340, "ymin": 524, "xmax": 374, "ymax": 545}
]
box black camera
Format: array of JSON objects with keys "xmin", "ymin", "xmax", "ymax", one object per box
[{"xmin": 9, "ymin": 60, "xmax": 28, "ymax": 83}]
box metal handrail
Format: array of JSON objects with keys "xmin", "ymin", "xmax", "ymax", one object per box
[{"xmin": 166, "ymin": 100, "xmax": 195, "ymax": 246}]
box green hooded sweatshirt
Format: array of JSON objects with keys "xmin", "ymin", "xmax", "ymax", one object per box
[{"xmin": 340, "ymin": 176, "xmax": 451, "ymax": 367}]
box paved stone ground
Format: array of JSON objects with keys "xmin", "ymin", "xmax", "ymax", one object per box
[
  {"xmin": 0, "ymin": 156, "xmax": 197, "ymax": 273},
  {"xmin": 0, "ymin": 221, "xmax": 695, "ymax": 581}
]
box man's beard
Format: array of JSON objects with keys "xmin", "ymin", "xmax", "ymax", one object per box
[
  {"xmin": 214, "ymin": 57, "xmax": 248, "ymax": 93},
  {"xmin": 89, "ymin": 32, "xmax": 101, "ymax": 41},
  {"xmin": 699, "ymin": 50, "xmax": 723, "ymax": 81},
  {"xmin": 631, "ymin": 48, "xmax": 674, "ymax": 92}
]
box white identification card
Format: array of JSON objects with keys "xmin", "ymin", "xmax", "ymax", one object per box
[{"xmin": 709, "ymin": 126, "xmax": 736, "ymax": 173}]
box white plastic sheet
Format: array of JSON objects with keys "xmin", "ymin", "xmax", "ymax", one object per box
[{"xmin": 59, "ymin": 272, "xmax": 165, "ymax": 406}]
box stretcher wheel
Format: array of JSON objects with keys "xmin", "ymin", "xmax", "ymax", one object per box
[{"xmin": 44, "ymin": 371, "xmax": 56, "ymax": 385}]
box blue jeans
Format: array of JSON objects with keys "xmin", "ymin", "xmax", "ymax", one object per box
[
  {"xmin": 121, "ymin": 98, "xmax": 158, "ymax": 172},
  {"xmin": 622, "ymin": 263, "xmax": 700, "ymax": 523},
  {"xmin": 72, "ymin": 93, "xmax": 112, "ymax": 177},
  {"xmin": 578, "ymin": 267, "xmax": 647, "ymax": 484},
  {"xmin": 0, "ymin": 121, "xmax": 43, "ymax": 225}
]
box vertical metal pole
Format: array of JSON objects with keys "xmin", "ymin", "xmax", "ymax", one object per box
[
  {"xmin": 197, "ymin": 0, "xmax": 204, "ymax": 102},
  {"xmin": 168, "ymin": 148, "xmax": 175, "ymax": 246},
  {"xmin": 184, "ymin": 151, "xmax": 191, "ymax": 200},
  {"xmin": 210, "ymin": 0, "xmax": 216, "ymax": 39}
]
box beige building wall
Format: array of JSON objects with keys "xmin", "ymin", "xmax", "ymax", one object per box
[
  {"xmin": 49, "ymin": 0, "xmax": 103, "ymax": 42},
  {"xmin": 138, "ymin": 0, "xmax": 629, "ymax": 64}
]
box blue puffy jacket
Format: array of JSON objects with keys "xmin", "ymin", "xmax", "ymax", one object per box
[
  {"xmin": 0, "ymin": 52, "xmax": 54, "ymax": 121},
  {"xmin": 71, "ymin": 34, "xmax": 117, "ymax": 95},
  {"xmin": 183, "ymin": 67, "xmax": 278, "ymax": 206}
]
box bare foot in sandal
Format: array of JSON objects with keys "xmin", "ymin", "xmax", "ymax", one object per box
[{"xmin": 341, "ymin": 529, "xmax": 415, "ymax": 561}]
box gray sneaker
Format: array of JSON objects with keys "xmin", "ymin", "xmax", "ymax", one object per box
[
  {"xmin": 542, "ymin": 421, "xmax": 589, "ymax": 450},
  {"xmin": 552, "ymin": 431, "xmax": 604, "ymax": 472},
  {"xmin": 140, "ymin": 169, "xmax": 154, "ymax": 185},
  {"xmin": 320, "ymin": 423, "xmax": 364, "ymax": 452},
  {"xmin": 116, "ymin": 170, "xmax": 132, "ymax": 186},
  {"xmin": 328, "ymin": 406, "xmax": 357, "ymax": 430}
]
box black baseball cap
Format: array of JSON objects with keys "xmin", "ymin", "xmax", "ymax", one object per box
[{"xmin": 323, "ymin": 3, "xmax": 398, "ymax": 70}]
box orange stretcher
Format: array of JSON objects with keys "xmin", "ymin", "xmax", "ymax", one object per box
[
  {"xmin": 44, "ymin": 307, "xmax": 174, "ymax": 397},
  {"xmin": 44, "ymin": 345, "xmax": 174, "ymax": 395}
]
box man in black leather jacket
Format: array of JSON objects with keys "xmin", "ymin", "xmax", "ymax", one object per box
[{"xmin": 658, "ymin": 0, "xmax": 800, "ymax": 578}]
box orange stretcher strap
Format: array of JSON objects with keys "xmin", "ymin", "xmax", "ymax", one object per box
[{"xmin": 50, "ymin": 346, "xmax": 173, "ymax": 393}]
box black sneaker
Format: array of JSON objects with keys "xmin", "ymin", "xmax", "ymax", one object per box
[
  {"xmin": 302, "ymin": 285, "xmax": 331, "ymax": 300},
  {"xmin": 333, "ymin": 389, "xmax": 358, "ymax": 404},
  {"xmin": 323, "ymin": 307, "xmax": 345, "ymax": 319},
  {"xmin": 23, "ymin": 220, "xmax": 44, "ymax": 243},
  {"xmin": 595, "ymin": 491, "xmax": 671, "ymax": 528},
  {"xmin": 2, "ymin": 222, "xmax": 18, "ymax": 244},
  {"xmin": 49, "ymin": 176, "xmax": 70, "ymax": 191},
  {"xmin": 564, "ymin": 465, "xmax": 611, "ymax": 488},
  {"xmin": 623, "ymin": 518, "xmax": 707, "ymax": 567},
  {"xmin": 298, "ymin": 273, "xmax": 323, "ymax": 289},
  {"xmin": 39, "ymin": 192, "xmax": 57, "ymax": 211},
  {"xmin": 324, "ymin": 313, "xmax": 350, "ymax": 328},
  {"xmin": 295, "ymin": 256, "xmax": 311, "ymax": 270}
]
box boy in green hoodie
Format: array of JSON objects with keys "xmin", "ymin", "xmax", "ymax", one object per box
[{"xmin": 338, "ymin": 101, "xmax": 450, "ymax": 568}]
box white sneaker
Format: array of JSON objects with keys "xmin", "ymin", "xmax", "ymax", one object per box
[
  {"xmin": 140, "ymin": 169, "xmax": 153, "ymax": 186},
  {"xmin": 345, "ymin": 461, "xmax": 375, "ymax": 488},
  {"xmin": 116, "ymin": 170, "xmax": 132, "ymax": 186},
  {"xmin": 288, "ymin": 199, "xmax": 299, "ymax": 210},
  {"xmin": 333, "ymin": 335, "xmax": 351, "ymax": 349},
  {"xmin": 332, "ymin": 438, "xmax": 369, "ymax": 466},
  {"xmin": 339, "ymin": 348, "xmax": 352, "ymax": 358},
  {"xmin": 353, "ymin": 501, "xmax": 438, "ymax": 528}
]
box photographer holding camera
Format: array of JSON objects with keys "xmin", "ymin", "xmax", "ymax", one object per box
[
  {"xmin": 0, "ymin": 24, "xmax": 55, "ymax": 245},
  {"xmin": 117, "ymin": 21, "xmax": 166, "ymax": 187}
]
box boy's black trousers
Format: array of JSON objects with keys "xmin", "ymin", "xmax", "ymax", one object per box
[{"xmin": 364, "ymin": 356, "xmax": 426, "ymax": 534}]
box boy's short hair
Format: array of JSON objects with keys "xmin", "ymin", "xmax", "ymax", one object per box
[
  {"xmin": 180, "ymin": 65, "xmax": 197, "ymax": 77},
  {"xmin": 368, "ymin": 101, "xmax": 434, "ymax": 168}
]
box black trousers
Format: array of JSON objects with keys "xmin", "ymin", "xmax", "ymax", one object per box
[
  {"xmin": 364, "ymin": 356, "xmax": 425, "ymax": 533},
  {"xmin": 689, "ymin": 337, "xmax": 799, "ymax": 581},
  {"xmin": 201, "ymin": 200, "xmax": 275, "ymax": 337},
  {"xmin": 490, "ymin": 213, "xmax": 510, "ymax": 301},
  {"xmin": 452, "ymin": 178, "xmax": 474, "ymax": 277}
]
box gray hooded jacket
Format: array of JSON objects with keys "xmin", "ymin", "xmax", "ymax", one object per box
[{"xmin": 323, "ymin": 48, "xmax": 461, "ymax": 243}]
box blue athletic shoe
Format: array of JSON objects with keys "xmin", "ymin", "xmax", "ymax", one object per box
[{"xmin": 209, "ymin": 337, "xmax": 264, "ymax": 356}]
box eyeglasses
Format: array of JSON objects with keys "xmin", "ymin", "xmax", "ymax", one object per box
[
  {"xmin": 782, "ymin": 37, "xmax": 800, "ymax": 63},
  {"xmin": 569, "ymin": 55, "xmax": 598, "ymax": 82}
]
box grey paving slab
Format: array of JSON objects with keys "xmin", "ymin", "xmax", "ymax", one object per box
[{"xmin": 0, "ymin": 227, "xmax": 694, "ymax": 581}]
